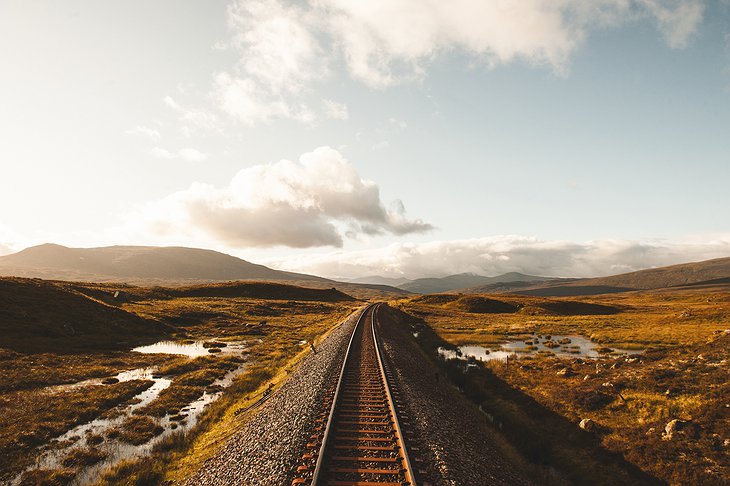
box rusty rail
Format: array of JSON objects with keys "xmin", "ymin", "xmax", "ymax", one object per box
[{"xmin": 293, "ymin": 303, "xmax": 417, "ymax": 486}]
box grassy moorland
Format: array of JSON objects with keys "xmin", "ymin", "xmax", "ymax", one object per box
[
  {"xmin": 393, "ymin": 287, "xmax": 730, "ymax": 485},
  {"xmin": 0, "ymin": 277, "xmax": 359, "ymax": 484}
]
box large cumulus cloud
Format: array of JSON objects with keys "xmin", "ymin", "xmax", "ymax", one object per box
[{"xmin": 137, "ymin": 147, "xmax": 432, "ymax": 248}]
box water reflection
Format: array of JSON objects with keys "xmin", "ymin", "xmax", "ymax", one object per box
[
  {"xmin": 132, "ymin": 340, "xmax": 246, "ymax": 357},
  {"xmin": 15, "ymin": 363, "xmax": 247, "ymax": 485},
  {"xmin": 439, "ymin": 333, "xmax": 642, "ymax": 362}
]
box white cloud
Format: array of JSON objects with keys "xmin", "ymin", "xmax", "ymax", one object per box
[
  {"xmin": 388, "ymin": 117, "xmax": 407, "ymax": 130},
  {"xmin": 638, "ymin": 0, "xmax": 704, "ymax": 48},
  {"xmin": 323, "ymin": 99, "xmax": 349, "ymax": 120},
  {"xmin": 150, "ymin": 146, "xmax": 209, "ymax": 162},
  {"xmin": 179, "ymin": 147, "xmax": 209, "ymax": 162},
  {"xmin": 217, "ymin": 0, "xmax": 704, "ymax": 95},
  {"xmin": 371, "ymin": 140, "xmax": 390, "ymax": 150},
  {"xmin": 266, "ymin": 234, "xmax": 730, "ymax": 279},
  {"xmin": 126, "ymin": 125, "xmax": 161, "ymax": 140},
  {"xmin": 134, "ymin": 146, "xmax": 431, "ymax": 248},
  {"xmin": 227, "ymin": 0, "xmax": 327, "ymax": 93},
  {"xmin": 164, "ymin": 95, "xmax": 220, "ymax": 132},
  {"xmin": 210, "ymin": 0, "xmax": 327, "ymax": 125},
  {"xmin": 213, "ymin": 72, "xmax": 316, "ymax": 125},
  {"xmin": 150, "ymin": 147, "xmax": 176, "ymax": 159}
]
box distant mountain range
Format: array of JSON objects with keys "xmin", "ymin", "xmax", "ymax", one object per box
[
  {"xmin": 338, "ymin": 275, "xmax": 413, "ymax": 287},
  {"xmin": 398, "ymin": 272, "xmax": 556, "ymax": 294},
  {"xmin": 2, "ymin": 244, "xmax": 728, "ymax": 297}
]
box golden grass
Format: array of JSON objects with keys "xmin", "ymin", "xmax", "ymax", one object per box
[
  {"xmin": 0, "ymin": 380, "xmax": 153, "ymax": 480},
  {"xmin": 1, "ymin": 276, "xmax": 360, "ymax": 484},
  {"xmin": 395, "ymin": 288, "xmax": 730, "ymax": 348},
  {"xmin": 90, "ymin": 296, "xmax": 361, "ymax": 484},
  {"xmin": 162, "ymin": 304, "xmax": 364, "ymax": 483},
  {"xmin": 397, "ymin": 288, "xmax": 730, "ymax": 485}
]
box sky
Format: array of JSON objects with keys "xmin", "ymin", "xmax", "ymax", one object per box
[{"xmin": 1, "ymin": 0, "xmax": 729, "ymax": 279}]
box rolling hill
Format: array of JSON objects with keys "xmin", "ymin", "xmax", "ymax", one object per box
[
  {"xmin": 510, "ymin": 256, "xmax": 730, "ymax": 296},
  {"xmin": 0, "ymin": 277, "xmax": 171, "ymax": 353},
  {"xmin": 0, "ymin": 244, "xmax": 327, "ymax": 284}
]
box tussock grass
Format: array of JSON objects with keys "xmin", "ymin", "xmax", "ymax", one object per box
[
  {"xmin": 60, "ymin": 446, "xmax": 107, "ymax": 468},
  {"xmin": 395, "ymin": 288, "xmax": 730, "ymax": 485},
  {"xmin": 0, "ymin": 380, "xmax": 153, "ymax": 481},
  {"xmin": 1, "ymin": 276, "xmax": 360, "ymax": 482},
  {"xmin": 114, "ymin": 416, "xmax": 164, "ymax": 445}
]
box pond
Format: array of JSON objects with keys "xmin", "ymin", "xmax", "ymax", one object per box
[
  {"xmin": 132, "ymin": 339, "xmax": 247, "ymax": 357},
  {"xmin": 438, "ymin": 333, "xmax": 642, "ymax": 362}
]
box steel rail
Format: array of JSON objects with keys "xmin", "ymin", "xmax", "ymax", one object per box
[
  {"xmin": 371, "ymin": 303, "xmax": 417, "ymax": 486},
  {"xmin": 310, "ymin": 303, "xmax": 375, "ymax": 485},
  {"xmin": 306, "ymin": 302, "xmax": 417, "ymax": 486}
]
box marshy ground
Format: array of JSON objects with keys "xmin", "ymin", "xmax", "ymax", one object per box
[
  {"xmin": 395, "ymin": 287, "xmax": 729, "ymax": 485},
  {"xmin": 0, "ymin": 278, "xmax": 358, "ymax": 484}
]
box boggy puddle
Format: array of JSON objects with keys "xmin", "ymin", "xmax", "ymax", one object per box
[
  {"xmin": 14, "ymin": 341, "xmax": 248, "ymax": 485},
  {"xmin": 438, "ymin": 333, "xmax": 643, "ymax": 362},
  {"xmin": 132, "ymin": 339, "xmax": 247, "ymax": 357}
]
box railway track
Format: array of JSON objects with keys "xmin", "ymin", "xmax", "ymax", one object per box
[{"xmin": 293, "ymin": 304, "xmax": 417, "ymax": 486}]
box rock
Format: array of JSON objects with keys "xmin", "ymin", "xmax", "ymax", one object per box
[
  {"xmin": 556, "ymin": 368, "xmax": 574, "ymax": 377},
  {"xmin": 583, "ymin": 375, "xmax": 591, "ymax": 381},
  {"xmin": 203, "ymin": 341, "xmax": 227, "ymax": 348},
  {"xmin": 663, "ymin": 419, "xmax": 697, "ymax": 440},
  {"xmin": 646, "ymin": 427, "xmax": 656, "ymax": 436},
  {"xmin": 579, "ymin": 418, "xmax": 596, "ymax": 432}
]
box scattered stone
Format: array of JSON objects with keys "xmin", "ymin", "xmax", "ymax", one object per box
[
  {"xmin": 556, "ymin": 368, "xmax": 574, "ymax": 377},
  {"xmin": 579, "ymin": 418, "xmax": 596, "ymax": 432}
]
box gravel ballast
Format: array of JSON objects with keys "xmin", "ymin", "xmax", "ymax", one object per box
[
  {"xmin": 187, "ymin": 306, "xmax": 364, "ymax": 486},
  {"xmin": 377, "ymin": 305, "xmax": 534, "ymax": 486},
  {"xmin": 189, "ymin": 303, "xmax": 531, "ymax": 485}
]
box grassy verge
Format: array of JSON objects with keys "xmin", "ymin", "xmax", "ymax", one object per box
[{"xmin": 96, "ymin": 304, "xmax": 363, "ymax": 485}]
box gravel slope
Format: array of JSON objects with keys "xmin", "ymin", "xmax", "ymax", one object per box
[
  {"xmin": 187, "ymin": 307, "xmax": 364, "ymax": 486},
  {"xmin": 377, "ymin": 305, "xmax": 534, "ymax": 486}
]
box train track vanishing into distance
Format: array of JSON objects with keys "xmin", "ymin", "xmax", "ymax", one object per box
[{"xmin": 293, "ymin": 303, "xmax": 418, "ymax": 486}]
